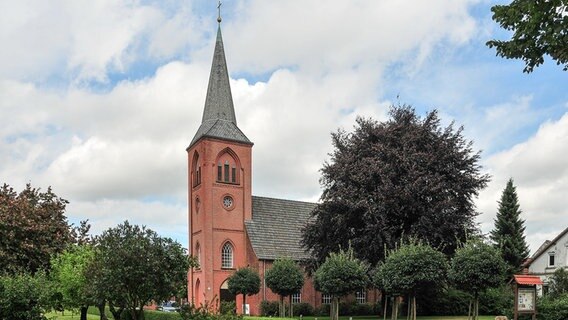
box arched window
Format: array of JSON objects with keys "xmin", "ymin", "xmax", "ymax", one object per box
[
  {"xmin": 195, "ymin": 242, "xmax": 201, "ymax": 268},
  {"xmin": 216, "ymin": 148, "xmax": 240, "ymax": 184},
  {"xmin": 192, "ymin": 152, "xmax": 201, "ymax": 187},
  {"xmin": 221, "ymin": 242, "xmax": 233, "ymax": 269}
]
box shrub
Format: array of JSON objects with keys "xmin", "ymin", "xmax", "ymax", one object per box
[
  {"xmin": 260, "ymin": 300, "xmax": 279, "ymax": 316},
  {"xmin": 293, "ymin": 302, "xmax": 314, "ymax": 316},
  {"xmin": 314, "ymin": 303, "xmax": 330, "ymax": 316},
  {"xmin": 416, "ymin": 287, "xmax": 471, "ymax": 316},
  {"xmin": 143, "ymin": 310, "xmax": 182, "ymax": 320},
  {"xmin": 537, "ymin": 293, "xmax": 568, "ymax": 320},
  {"xmin": 350, "ymin": 303, "xmax": 375, "ymax": 315},
  {"xmin": 219, "ymin": 301, "xmax": 236, "ymax": 315},
  {"xmin": 0, "ymin": 271, "xmax": 54, "ymax": 320},
  {"xmin": 478, "ymin": 286, "xmax": 513, "ymax": 316}
]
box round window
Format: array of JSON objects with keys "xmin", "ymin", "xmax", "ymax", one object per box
[{"xmin": 222, "ymin": 196, "xmax": 234, "ymax": 209}]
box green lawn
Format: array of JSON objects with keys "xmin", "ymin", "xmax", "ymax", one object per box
[
  {"xmin": 45, "ymin": 311, "xmax": 100, "ymax": 320},
  {"xmin": 246, "ymin": 316, "xmax": 495, "ymax": 320}
]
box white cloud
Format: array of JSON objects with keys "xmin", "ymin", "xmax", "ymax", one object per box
[{"xmin": 477, "ymin": 112, "xmax": 568, "ymax": 254}]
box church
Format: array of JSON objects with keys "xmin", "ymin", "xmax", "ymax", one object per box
[{"xmin": 186, "ymin": 20, "xmax": 377, "ymax": 315}]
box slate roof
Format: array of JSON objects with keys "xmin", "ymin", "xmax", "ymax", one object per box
[
  {"xmin": 245, "ymin": 196, "xmax": 317, "ymax": 261},
  {"xmin": 189, "ymin": 25, "xmax": 252, "ymax": 149}
]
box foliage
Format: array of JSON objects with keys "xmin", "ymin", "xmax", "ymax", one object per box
[
  {"xmin": 548, "ymin": 267, "xmax": 568, "ymax": 297},
  {"xmin": 260, "ymin": 300, "xmax": 279, "ymax": 316},
  {"xmin": 179, "ymin": 301, "xmax": 243, "ymax": 320},
  {"xmin": 487, "ymin": 0, "xmax": 568, "ymax": 73},
  {"xmin": 143, "ymin": 310, "xmax": 183, "ymax": 320},
  {"xmin": 448, "ymin": 240, "xmax": 507, "ymax": 320},
  {"xmin": 265, "ymin": 258, "xmax": 305, "ymax": 317},
  {"xmin": 0, "ymin": 183, "xmax": 73, "ymax": 274},
  {"xmin": 302, "ymin": 106, "xmax": 490, "ymax": 267},
  {"xmin": 416, "ymin": 287, "xmax": 471, "ymax": 316},
  {"xmin": 293, "ymin": 302, "xmax": 314, "ymax": 316},
  {"xmin": 490, "ymin": 178, "xmax": 529, "ymax": 278},
  {"xmin": 374, "ymin": 242, "xmax": 447, "ymax": 320},
  {"xmin": 95, "ymin": 221, "xmax": 189, "ymax": 320},
  {"xmin": 478, "ymin": 286, "xmax": 513, "ymax": 316},
  {"xmin": 537, "ymin": 293, "xmax": 568, "ymax": 320},
  {"xmin": 0, "ymin": 271, "xmax": 54, "ymax": 320},
  {"xmin": 314, "ymin": 248, "xmax": 369, "ymax": 320},
  {"xmin": 227, "ymin": 267, "xmax": 261, "ymax": 311},
  {"xmin": 50, "ymin": 245, "xmax": 95, "ymax": 319}
]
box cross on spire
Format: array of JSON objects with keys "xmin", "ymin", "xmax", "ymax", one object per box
[{"xmin": 217, "ymin": 1, "xmax": 222, "ymax": 23}]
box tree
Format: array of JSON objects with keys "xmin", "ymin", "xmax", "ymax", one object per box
[
  {"xmin": 0, "ymin": 183, "xmax": 72, "ymax": 274},
  {"xmin": 490, "ymin": 178, "xmax": 530, "ymax": 278},
  {"xmin": 227, "ymin": 267, "xmax": 260, "ymax": 315},
  {"xmin": 374, "ymin": 242, "xmax": 447, "ymax": 320},
  {"xmin": 50, "ymin": 245, "xmax": 95, "ymax": 320},
  {"xmin": 95, "ymin": 221, "xmax": 189, "ymax": 320},
  {"xmin": 314, "ymin": 248, "xmax": 369, "ymax": 320},
  {"xmin": 486, "ymin": 0, "xmax": 568, "ymax": 73},
  {"xmin": 302, "ymin": 106, "xmax": 490, "ymax": 267},
  {"xmin": 549, "ymin": 268, "xmax": 568, "ymax": 298},
  {"xmin": 448, "ymin": 240, "xmax": 507, "ymax": 320},
  {"xmin": 0, "ymin": 271, "xmax": 54, "ymax": 320},
  {"xmin": 265, "ymin": 258, "xmax": 305, "ymax": 317}
]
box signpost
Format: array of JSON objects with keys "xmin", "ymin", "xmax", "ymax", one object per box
[{"xmin": 512, "ymin": 275, "xmax": 543, "ymax": 320}]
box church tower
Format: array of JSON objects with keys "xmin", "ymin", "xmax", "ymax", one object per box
[{"xmin": 187, "ymin": 21, "xmax": 253, "ymax": 307}]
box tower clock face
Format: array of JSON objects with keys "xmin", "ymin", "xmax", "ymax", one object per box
[{"xmin": 223, "ymin": 196, "xmax": 234, "ymax": 209}]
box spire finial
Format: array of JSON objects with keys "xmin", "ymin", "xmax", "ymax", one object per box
[{"xmin": 217, "ymin": 1, "xmax": 222, "ymax": 23}]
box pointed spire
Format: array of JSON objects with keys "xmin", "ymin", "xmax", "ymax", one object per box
[
  {"xmin": 188, "ymin": 23, "xmax": 252, "ymax": 149},
  {"xmin": 202, "ymin": 25, "xmax": 236, "ymax": 124}
]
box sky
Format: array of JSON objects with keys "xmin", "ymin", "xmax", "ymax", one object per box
[{"xmin": 1, "ymin": 0, "xmax": 567, "ymax": 255}]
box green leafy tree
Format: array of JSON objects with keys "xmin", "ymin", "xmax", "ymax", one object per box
[
  {"xmin": 314, "ymin": 248, "xmax": 369, "ymax": 320},
  {"xmin": 549, "ymin": 268, "xmax": 568, "ymax": 298},
  {"xmin": 487, "ymin": 0, "xmax": 568, "ymax": 73},
  {"xmin": 265, "ymin": 258, "xmax": 305, "ymax": 317},
  {"xmin": 490, "ymin": 178, "xmax": 530, "ymax": 278},
  {"xmin": 302, "ymin": 105, "xmax": 490, "ymax": 267},
  {"xmin": 95, "ymin": 221, "xmax": 189, "ymax": 320},
  {"xmin": 0, "ymin": 271, "xmax": 54, "ymax": 320},
  {"xmin": 227, "ymin": 267, "xmax": 261, "ymax": 315},
  {"xmin": 374, "ymin": 242, "xmax": 448, "ymax": 320},
  {"xmin": 0, "ymin": 183, "xmax": 72, "ymax": 274},
  {"xmin": 50, "ymin": 245, "xmax": 95, "ymax": 320},
  {"xmin": 448, "ymin": 240, "xmax": 507, "ymax": 320}
]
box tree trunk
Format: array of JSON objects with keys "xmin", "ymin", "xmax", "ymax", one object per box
[
  {"xmin": 243, "ymin": 294, "xmax": 247, "ymax": 315},
  {"xmin": 289, "ymin": 295, "xmax": 294, "ymax": 318},
  {"xmin": 406, "ymin": 295, "xmax": 411, "ymax": 320},
  {"xmin": 279, "ymin": 295, "xmax": 285, "ymax": 318},
  {"xmin": 412, "ymin": 296, "xmax": 416, "ymax": 320},
  {"xmin": 332, "ymin": 296, "xmax": 339, "ymax": 320},
  {"xmin": 80, "ymin": 306, "xmax": 88, "ymax": 320},
  {"xmin": 108, "ymin": 300, "xmax": 124, "ymax": 320},
  {"xmin": 383, "ymin": 295, "xmax": 388, "ymax": 320},
  {"xmin": 467, "ymin": 299, "xmax": 472, "ymax": 320},
  {"xmin": 392, "ymin": 297, "xmax": 399, "ymax": 320},
  {"xmin": 475, "ymin": 297, "xmax": 479, "ymax": 320},
  {"xmin": 98, "ymin": 301, "xmax": 108, "ymax": 320}
]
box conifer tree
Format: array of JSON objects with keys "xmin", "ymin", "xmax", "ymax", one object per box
[{"xmin": 490, "ymin": 178, "xmax": 530, "ymax": 277}]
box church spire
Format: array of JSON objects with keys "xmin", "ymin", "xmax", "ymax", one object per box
[
  {"xmin": 188, "ymin": 16, "xmax": 251, "ymax": 149},
  {"xmin": 201, "ymin": 25, "xmax": 236, "ymax": 124}
]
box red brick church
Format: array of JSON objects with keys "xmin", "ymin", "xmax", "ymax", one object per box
[{"xmin": 186, "ymin": 21, "xmax": 377, "ymax": 315}]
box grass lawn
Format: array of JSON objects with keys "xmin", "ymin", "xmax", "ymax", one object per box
[
  {"xmin": 45, "ymin": 311, "xmax": 100, "ymax": 320},
  {"xmin": 246, "ymin": 316, "xmax": 495, "ymax": 320}
]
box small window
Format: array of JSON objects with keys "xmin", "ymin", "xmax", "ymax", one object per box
[
  {"xmin": 224, "ymin": 162, "xmax": 230, "ymax": 182},
  {"xmin": 195, "ymin": 242, "xmax": 201, "ymax": 269},
  {"xmin": 217, "ymin": 163, "xmax": 222, "ymax": 181},
  {"xmin": 321, "ymin": 293, "xmax": 331, "ymax": 304},
  {"xmin": 356, "ymin": 290, "xmax": 366, "ymax": 304},
  {"xmin": 292, "ymin": 293, "xmax": 301, "ymax": 304},
  {"xmin": 231, "ymin": 167, "xmax": 236, "ymax": 183},
  {"xmin": 197, "ymin": 166, "xmax": 201, "ymax": 185},
  {"xmin": 221, "ymin": 242, "xmax": 233, "ymax": 269},
  {"xmin": 549, "ymin": 253, "xmax": 555, "ymax": 267}
]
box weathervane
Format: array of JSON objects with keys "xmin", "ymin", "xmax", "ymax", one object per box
[{"xmin": 217, "ymin": 1, "xmax": 222, "ymax": 23}]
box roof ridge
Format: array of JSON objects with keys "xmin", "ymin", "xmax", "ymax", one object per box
[{"xmin": 252, "ymin": 195, "xmax": 318, "ymax": 205}]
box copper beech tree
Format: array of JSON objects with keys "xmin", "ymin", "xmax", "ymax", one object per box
[{"xmin": 302, "ymin": 105, "xmax": 490, "ymax": 267}]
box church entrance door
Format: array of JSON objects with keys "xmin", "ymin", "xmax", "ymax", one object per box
[{"xmin": 220, "ymin": 279, "xmax": 236, "ymax": 303}]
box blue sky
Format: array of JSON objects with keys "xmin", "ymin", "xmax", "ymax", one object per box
[{"xmin": 1, "ymin": 0, "xmax": 567, "ymax": 254}]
